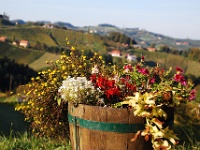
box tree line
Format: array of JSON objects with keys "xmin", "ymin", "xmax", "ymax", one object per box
[
  {"xmin": 159, "ymin": 45, "xmax": 200, "ymax": 62},
  {"xmin": 0, "ymin": 57, "xmax": 37, "ymax": 93}
]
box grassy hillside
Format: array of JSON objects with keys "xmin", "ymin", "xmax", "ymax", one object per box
[
  {"xmin": 0, "ymin": 42, "xmax": 44, "ymax": 65},
  {"xmin": 29, "ymin": 52, "xmax": 61, "ymax": 71},
  {"xmin": 0, "ymin": 26, "xmax": 106, "ymax": 53},
  {"xmin": 0, "ymin": 27, "xmax": 57, "ymax": 47}
]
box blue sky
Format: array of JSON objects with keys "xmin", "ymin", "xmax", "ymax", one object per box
[{"xmin": 1, "ymin": 0, "xmax": 200, "ymax": 40}]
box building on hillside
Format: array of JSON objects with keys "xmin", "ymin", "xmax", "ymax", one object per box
[
  {"xmin": 176, "ymin": 42, "xmax": 181, "ymax": 45},
  {"xmin": 147, "ymin": 47, "xmax": 156, "ymax": 52},
  {"xmin": 19, "ymin": 40, "xmax": 30, "ymax": 48},
  {"xmin": 182, "ymin": 42, "xmax": 189, "ymax": 46},
  {"xmin": 132, "ymin": 44, "xmax": 142, "ymax": 49},
  {"xmin": 43, "ymin": 23, "xmax": 54, "ymax": 28},
  {"xmin": 109, "ymin": 50, "xmax": 121, "ymax": 57},
  {"xmin": 126, "ymin": 54, "xmax": 137, "ymax": 61},
  {"xmin": 0, "ymin": 36, "xmax": 7, "ymax": 42}
]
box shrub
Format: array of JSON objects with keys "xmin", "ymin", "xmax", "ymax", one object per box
[{"xmin": 15, "ymin": 42, "xmax": 105, "ymax": 139}]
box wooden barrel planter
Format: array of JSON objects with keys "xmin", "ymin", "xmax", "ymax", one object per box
[{"xmin": 68, "ymin": 103, "xmax": 152, "ymax": 150}]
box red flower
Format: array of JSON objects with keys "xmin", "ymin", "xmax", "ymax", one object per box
[
  {"xmin": 149, "ymin": 78, "xmax": 155, "ymax": 84},
  {"xmin": 173, "ymin": 74, "xmax": 182, "ymax": 82},
  {"xmin": 126, "ymin": 83, "xmax": 136, "ymax": 91},
  {"xmin": 138, "ymin": 68, "xmax": 149, "ymax": 75},
  {"xmin": 180, "ymin": 76, "xmax": 187, "ymax": 86},
  {"xmin": 189, "ymin": 89, "xmax": 196, "ymax": 100},
  {"xmin": 106, "ymin": 79, "xmax": 115, "ymax": 87},
  {"xmin": 90, "ymin": 74, "xmax": 97, "ymax": 83},
  {"xmin": 124, "ymin": 64, "xmax": 132, "ymax": 72},
  {"xmin": 105, "ymin": 87, "xmax": 120, "ymax": 99},
  {"xmin": 174, "ymin": 74, "xmax": 187, "ymax": 85},
  {"xmin": 141, "ymin": 55, "xmax": 145, "ymax": 61},
  {"xmin": 136, "ymin": 65, "xmax": 141, "ymax": 70},
  {"xmin": 176, "ymin": 67, "xmax": 183, "ymax": 73},
  {"xmin": 96, "ymin": 76, "xmax": 104, "ymax": 88}
]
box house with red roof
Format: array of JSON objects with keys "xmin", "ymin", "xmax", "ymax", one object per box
[
  {"xmin": 109, "ymin": 50, "xmax": 121, "ymax": 57},
  {"xmin": 19, "ymin": 40, "xmax": 30, "ymax": 48},
  {"xmin": 147, "ymin": 47, "xmax": 156, "ymax": 52},
  {"xmin": 0, "ymin": 36, "xmax": 7, "ymax": 42}
]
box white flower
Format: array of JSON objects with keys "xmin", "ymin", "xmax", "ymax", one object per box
[{"xmin": 58, "ymin": 76, "xmax": 101, "ymax": 104}]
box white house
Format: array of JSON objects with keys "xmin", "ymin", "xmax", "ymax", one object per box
[{"xmin": 127, "ymin": 54, "xmax": 137, "ymax": 61}]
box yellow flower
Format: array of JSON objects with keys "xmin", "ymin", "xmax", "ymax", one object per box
[
  {"xmin": 62, "ymin": 65, "xmax": 66, "ymax": 71},
  {"xmin": 71, "ymin": 46, "xmax": 76, "ymax": 51},
  {"xmin": 71, "ymin": 64, "xmax": 75, "ymax": 68},
  {"xmin": 82, "ymin": 56, "xmax": 86, "ymax": 60}
]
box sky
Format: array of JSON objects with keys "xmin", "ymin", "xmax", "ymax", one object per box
[{"xmin": 1, "ymin": 0, "xmax": 200, "ymax": 40}]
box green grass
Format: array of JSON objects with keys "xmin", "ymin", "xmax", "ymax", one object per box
[
  {"xmin": 0, "ymin": 132, "xmax": 71, "ymax": 150},
  {"xmin": 0, "ymin": 100, "xmax": 71, "ymax": 149}
]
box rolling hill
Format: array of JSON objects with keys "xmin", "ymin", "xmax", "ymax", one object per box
[{"xmin": 0, "ymin": 26, "xmax": 200, "ymax": 78}]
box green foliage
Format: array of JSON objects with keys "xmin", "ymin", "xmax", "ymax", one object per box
[
  {"xmin": 107, "ymin": 32, "xmax": 137, "ymax": 45},
  {"xmin": 0, "ymin": 18, "xmax": 14, "ymax": 26},
  {"xmin": 188, "ymin": 47, "xmax": 200, "ymax": 62}
]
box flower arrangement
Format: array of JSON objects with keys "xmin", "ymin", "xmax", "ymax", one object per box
[
  {"xmin": 119, "ymin": 57, "xmax": 196, "ymax": 149},
  {"xmin": 59, "ymin": 48, "xmax": 196, "ymax": 149}
]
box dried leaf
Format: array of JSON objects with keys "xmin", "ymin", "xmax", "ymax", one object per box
[{"xmin": 131, "ymin": 131, "xmax": 141, "ymax": 142}]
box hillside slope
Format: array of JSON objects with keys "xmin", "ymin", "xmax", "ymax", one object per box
[
  {"xmin": 0, "ymin": 26, "xmax": 107, "ymax": 53},
  {"xmin": 29, "ymin": 52, "xmax": 61, "ymax": 71},
  {"xmin": 0, "ymin": 27, "xmax": 57, "ymax": 46},
  {"xmin": 0, "ymin": 42, "xmax": 44, "ymax": 65}
]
